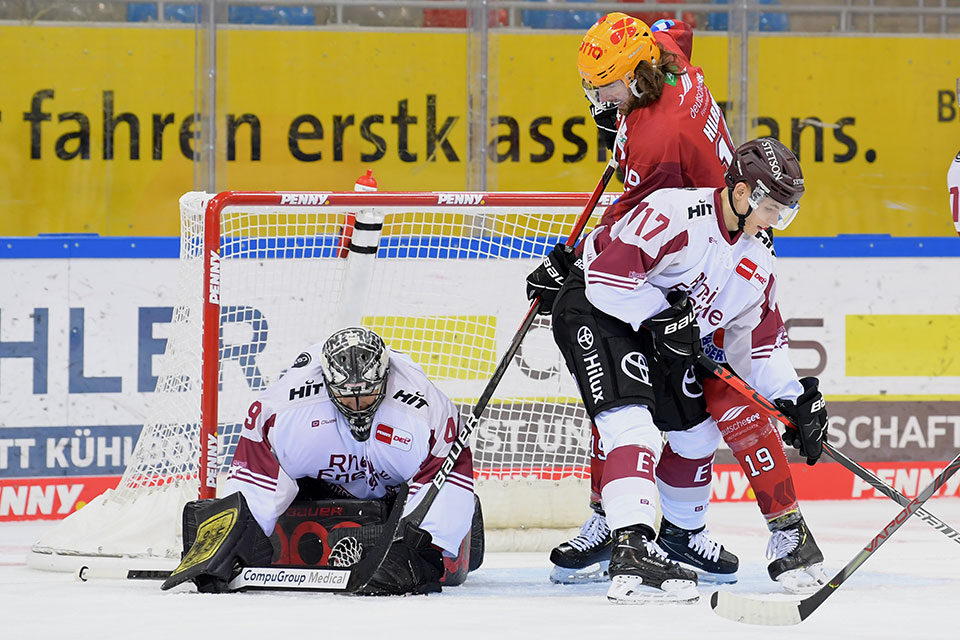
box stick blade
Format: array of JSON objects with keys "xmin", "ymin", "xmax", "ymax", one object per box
[{"xmin": 710, "ymin": 591, "xmax": 803, "ymax": 626}]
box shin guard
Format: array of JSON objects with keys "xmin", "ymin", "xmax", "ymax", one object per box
[{"xmin": 703, "ymin": 376, "xmax": 797, "ymax": 522}]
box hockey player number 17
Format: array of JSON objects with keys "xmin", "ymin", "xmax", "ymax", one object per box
[{"xmin": 638, "ymin": 207, "xmax": 670, "ymax": 241}]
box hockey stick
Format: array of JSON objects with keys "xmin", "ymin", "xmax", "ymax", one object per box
[
  {"xmin": 695, "ymin": 353, "xmax": 960, "ymax": 624},
  {"xmin": 823, "ymin": 443, "xmax": 960, "ymax": 545},
  {"xmin": 345, "ymin": 159, "xmax": 619, "ymax": 591},
  {"xmin": 695, "ymin": 353, "xmax": 960, "ymax": 545},
  {"xmin": 710, "ymin": 450, "xmax": 960, "ymax": 625}
]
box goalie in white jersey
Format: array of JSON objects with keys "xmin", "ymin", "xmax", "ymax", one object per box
[
  {"xmin": 163, "ymin": 327, "xmax": 477, "ymax": 596},
  {"xmin": 548, "ymin": 138, "xmax": 830, "ymax": 603}
]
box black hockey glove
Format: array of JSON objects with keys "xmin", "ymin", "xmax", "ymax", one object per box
[
  {"xmin": 642, "ymin": 291, "xmax": 701, "ymax": 363},
  {"xmin": 775, "ymin": 377, "xmax": 829, "ymax": 466},
  {"xmin": 590, "ymin": 101, "xmax": 618, "ymax": 151},
  {"xmin": 360, "ymin": 523, "xmax": 445, "ymax": 596},
  {"xmin": 525, "ymin": 243, "xmax": 576, "ymax": 315}
]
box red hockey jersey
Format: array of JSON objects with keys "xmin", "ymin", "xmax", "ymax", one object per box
[{"xmin": 600, "ymin": 21, "xmax": 734, "ymax": 229}]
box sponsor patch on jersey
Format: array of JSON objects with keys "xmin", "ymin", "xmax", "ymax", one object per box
[
  {"xmin": 292, "ymin": 352, "xmax": 311, "ymax": 368},
  {"xmin": 374, "ymin": 423, "xmax": 413, "ymax": 451},
  {"xmin": 734, "ymin": 257, "xmax": 770, "ymax": 290}
]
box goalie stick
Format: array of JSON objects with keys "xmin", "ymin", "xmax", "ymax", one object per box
[
  {"xmin": 695, "ymin": 353, "xmax": 960, "ymax": 545},
  {"xmin": 695, "ymin": 353, "xmax": 960, "ymax": 624}
]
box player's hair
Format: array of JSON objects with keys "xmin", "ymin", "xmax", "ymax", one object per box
[{"xmin": 620, "ymin": 44, "xmax": 685, "ymax": 114}]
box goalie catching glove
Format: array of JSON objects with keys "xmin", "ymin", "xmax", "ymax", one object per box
[
  {"xmin": 160, "ymin": 492, "xmax": 273, "ymax": 593},
  {"xmin": 525, "ymin": 243, "xmax": 576, "ymax": 315},
  {"xmin": 359, "ymin": 522, "xmax": 445, "ymax": 596},
  {"xmin": 775, "ymin": 377, "xmax": 829, "ymax": 466}
]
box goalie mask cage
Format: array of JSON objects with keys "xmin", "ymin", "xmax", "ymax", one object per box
[{"xmin": 29, "ymin": 189, "xmax": 619, "ymax": 572}]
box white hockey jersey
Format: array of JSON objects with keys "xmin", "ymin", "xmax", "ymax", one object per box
[
  {"xmin": 223, "ymin": 348, "xmax": 475, "ymax": 555},
  {"xmin": 949, "ymin": 150, "xmax": 960, "ymax": 237},
  {"xmin": 581, "ymin": 186, "xmax": 804, "ymax": 403}
]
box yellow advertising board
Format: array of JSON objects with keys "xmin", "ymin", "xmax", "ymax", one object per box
[{"xmin": 0, "ymin": 26, "xmax": 957, "ymax": 236}]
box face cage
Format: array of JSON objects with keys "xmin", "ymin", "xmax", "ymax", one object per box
[
  {"xmin": 330, "ymin": 385, "xmax": 386, "ymax": 442},
  {"xmin": 747, "ymin": 183, "xmax": 800, "ymax": 230}
]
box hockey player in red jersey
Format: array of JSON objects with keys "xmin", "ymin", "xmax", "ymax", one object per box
[
  {"xmin": 163, "ymin": 327, "xmax": 477, "ymax": 595},
  {"xmin": 528, "ymin": 13, "xmax": 827, "ymax": 595}
]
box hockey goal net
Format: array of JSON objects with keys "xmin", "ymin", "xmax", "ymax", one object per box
[{"xmin": 29, "ymin": 189, "xmax": 619, "ymax": 572}]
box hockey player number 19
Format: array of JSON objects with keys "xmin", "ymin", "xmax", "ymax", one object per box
[{"xmin": 743, "ymin": 447, "xmax": 776, "ymax": 477}]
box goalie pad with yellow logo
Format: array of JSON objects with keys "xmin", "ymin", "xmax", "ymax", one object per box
[{"xmin": 160, "ymin": 492, "xmax": 273, "ymax": 593}]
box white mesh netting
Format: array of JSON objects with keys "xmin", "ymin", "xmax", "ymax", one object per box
[{"xmin": 29, "ymin": 190, "xmax": 617, "ymax": 570}]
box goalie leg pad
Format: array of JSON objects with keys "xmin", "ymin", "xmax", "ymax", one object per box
[
  {"xmin": 703, "ymin": 377, "xmax": 798, "ymax": 522},
  {"xmin": 161, "ymin": 491, "xmax": 273, "ymax": 593}
]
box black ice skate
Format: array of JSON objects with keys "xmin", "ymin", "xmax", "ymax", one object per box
[
  {"xmin": 549, "ymin": 510, "xmax": 612, "ymax": 584},
  {"xmin": 656, "ymin": 517, "xmax": 739, "ymax": 584},
  {"xmin": 606, "ymin": 526, "xmax": 699, "ymax": 604},
  {"xmin": 766, "ymin": 513, "xmax": 827, "ymax": 594}
]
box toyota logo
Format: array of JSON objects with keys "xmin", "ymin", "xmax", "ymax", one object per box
[
  {"xmin": 620, "ymin": 352, "xmax": 650, "ymax": 384},
  {"xmin": 577, "ymin": 326, "xmax": 595, "ymax": 350}
]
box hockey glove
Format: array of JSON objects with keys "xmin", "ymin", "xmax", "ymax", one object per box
[
  {"xmin": 590, "ymin": 101, "xmax": 618, "ymax": 152},
  {"xmin": 775, "ymin": 377, "xmax": 829, "ymax": 466},
  {"xmin": 642, "ymin": 291, "xmax": 701, "ymax": 362},
  {"xmin": 525, "ymin": 243, "xmax": 576, "ymax": 315},
  {"xmin": 360, "ymin": 523, "xmax": 445, "ymax": 596}
]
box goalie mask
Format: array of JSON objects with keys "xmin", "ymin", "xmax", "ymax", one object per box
[{"xmin": 319, "ymin": 327, "xmax": 390, "ymax": 442}]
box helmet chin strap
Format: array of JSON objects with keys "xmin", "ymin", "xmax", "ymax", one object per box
[
  {"xmin": 629, "ymin": 78, "xmax": 644, "ymax": 100},
  {"xmin": 727, "ymin": 187, "xmax": 751, "ymax": 233}
]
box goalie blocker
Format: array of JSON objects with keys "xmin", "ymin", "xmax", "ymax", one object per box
[{"xmin": 162, "ymin": 488, "xmax": 484, "ymax": 593}]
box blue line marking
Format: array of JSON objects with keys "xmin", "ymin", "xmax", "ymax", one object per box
[{"xmin": 2, "ymin": 234, "xmax": 959, "ymax": 259}]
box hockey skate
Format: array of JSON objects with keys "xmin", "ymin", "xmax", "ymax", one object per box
[
  {"xmin": 766, "ymin": 514, "xmax": 827, "ymax": 594},
  {"xmin": 549, "ymin": 510, "xmax": 612, "ymax": 584},
  {"xmin": 606, "ymin": 526, "xmax": 699, "ymax": 605},
  {"xmin": 656, "ymin": 517, "xmax": 738, "ymax": 585}
]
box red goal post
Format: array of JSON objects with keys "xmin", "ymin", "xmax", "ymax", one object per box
[{"xmin": 29, "ymin": 189, "xmax": 619, "ymax": 572}]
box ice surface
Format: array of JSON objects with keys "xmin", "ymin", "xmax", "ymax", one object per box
[{"xmin": 3, "ymin": 499, "xmax": 957, "ymax": 640}]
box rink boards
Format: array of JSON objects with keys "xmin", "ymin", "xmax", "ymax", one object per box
[{"xmin": 1, "ymin": 237, "xmax": 959, "ymax": 520}]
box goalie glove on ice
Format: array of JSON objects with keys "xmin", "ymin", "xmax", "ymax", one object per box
[
  {"xmin": 360, "ymin": 523, "xmax": 445, "ymax": 596},
  {"xmin": 775, "ymin": 377, "xmax": 828, "ymax": 466},
  {"xmin": 525, "ymin": 243, "xmax": 576, "ymax": 315}
]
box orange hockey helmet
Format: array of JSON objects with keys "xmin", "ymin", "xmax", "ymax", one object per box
[{"xmin": 578, "ymin": 12, "xmax": 660, "ymax": 106}]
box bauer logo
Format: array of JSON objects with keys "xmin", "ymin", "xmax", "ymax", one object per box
[
  {"xmin": 279, "ymin": 193, "xmax": 329, "ymax": 206},
  {"xmin": 374, "ymin": 424, "xmax": 413, "ymax": 451},
  {"xmin": 437, "ymin": 193, "xmax": 485, "ymax": 205}
]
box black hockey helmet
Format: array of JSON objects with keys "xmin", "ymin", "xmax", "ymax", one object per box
[
  {"xmin": 725, "ymin": 137, "xmax": 804, "ymax": 230},
  {"xmin": 319, "ymin": 327, "xmax": 390, "ymax": 442}
]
